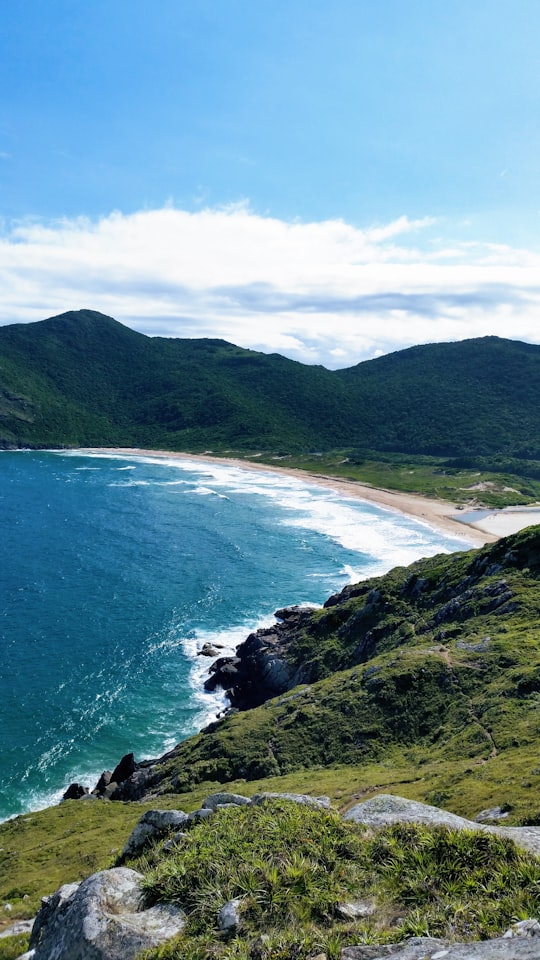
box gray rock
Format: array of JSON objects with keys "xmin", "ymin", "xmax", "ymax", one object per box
[
  {"xmin": 456, "ymin": 637, "xmax": 491, "ymax": 652},
  {"xmin": 121, "ymin": 809, "xmax": 188, "ymax": 858},
  {"xmin": 187, "ymin": 807, "xmax": 215, "ymax": 822},
  {"xmin": 0, "ymin": 917, "xmax": 34, "ymax": 938},
  {"xmin": 342, "ymin": 937, "xmax": 540, "ymax": 958},
  {"xmin": 475, "ymin": 806, "xmax": 509, "ymax": 823},
  {"xmin": 26, "ymin": 867, "xmax": 184, "ymax": 960},
  {"xmin": 503, "ymin": 919, "xmax": 540, "ymax": 938},
  {"xmin": 336, "ymin": 899, "xmax": 376, "ymax": 920},
  {"xmin": 250, "ymin": 792, "xmax": 331, "ymax": 809},
  {"xmin": 342, "ymin": 795, "xmax": 540, "ymax": 856},
  {"xmin": 341, "ymin": 940, "xmax": 447, "ymax": 959},
  {"xmin": 343, "ymin": 795, "xmax": 468, "ymax": 830},
  {"xmin": 217, "ymin": 898, "xmax": 242, "ymax": 933},
  {"xmin": 198, "ymin": 643, "xmax": 222, "ymax": 657},
  {"xmin": 202, "ymin": 792, "xmax": 251, "ymax": 810}
]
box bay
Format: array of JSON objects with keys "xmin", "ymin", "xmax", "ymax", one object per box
[{"xmin": 0, "ymin": 450, "xmax": 470, "ymax": 820}]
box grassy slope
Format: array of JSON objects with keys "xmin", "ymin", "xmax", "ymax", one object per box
[
  {"xmin": 133, "ymin": 526, "xmax": 540, "ymax": 822},
  {"xmin": 3, "ymin": 528, "xmax": 540, "ymax": 951}
]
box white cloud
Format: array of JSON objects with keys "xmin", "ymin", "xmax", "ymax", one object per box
[{"xmin": 0, "ymin": 205, "xmax": 539, "ymax": 368}]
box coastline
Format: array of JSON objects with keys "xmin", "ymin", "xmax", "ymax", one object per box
[{"xmin": 75, "ymin": 447, "xmax": 532, "ymax": 548}]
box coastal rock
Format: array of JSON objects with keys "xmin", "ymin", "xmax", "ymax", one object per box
[
  {"xmin": 62, "ymin": 783, "xmax": 89, "ymax": 800},
  {"xmin": 121, "ymin": 809, "xmax": 189, "ymax": 859},
  {"xmin": 94, "ymin": 771, "xmax": 112, "ymax": 795},
  {"xmin": 198, "ymin": 643, "xmax": 222, "ymax": 657},
  {"xmin": 343, "ymin": 795, "xmax": 540, "ymax": 856},
  {"xmin": 110, "ymin": 753, "xmax": 138, "ymax": 785},
  {"xmin": 109, "ymin": 767, "xmax": 154, "ymax": 801},
  {"xmin": 24, "ymin": 867, "xmax": 185, "ymax": 960},
  {"xmin": 204, "ymin": 607, "xmax": 319, "ymax": 709}
]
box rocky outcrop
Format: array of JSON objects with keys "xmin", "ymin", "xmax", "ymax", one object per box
[
  {"xmin": 20, "ymin": 868, "xmax": 185, "ymax": 960},
  {"xmin": 120, "ymin": 809, "xmax": 189, "ymax": 859},
  {"xmin": 204, "ymin": 606, "xmax": 316, "ymax": 708},
  {"xmin": 343, "ymin": 794, "xmax": 540, "ymax": 857},
  {"xmin": 341, "ymin": 935, "xmax": 540, "ymax": 958},
  {"xmin": 62, "ymin": 783, "xmax": 89, "ymax": 800}
]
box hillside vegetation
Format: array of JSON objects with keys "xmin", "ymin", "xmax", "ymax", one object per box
[
  {"xmin": 1, "ymin": 310, "xmax": 540, "ymax": 464},
  {"xmin": 3, "ymin": 528, "xmax": 540, "ymax": 957},
  {"xmin": 130, "ymin": 526, "xmax": 540, "ymax": 822}
]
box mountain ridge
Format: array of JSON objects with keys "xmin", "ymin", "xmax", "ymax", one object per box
[{"xmin": 1, "ymin": 309, "xmax": 539, "ymax": 458}]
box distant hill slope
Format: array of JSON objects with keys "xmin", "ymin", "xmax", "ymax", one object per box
[{"xmin": 0, "ymin": 309, "xmax": 539, "ymax": 456}]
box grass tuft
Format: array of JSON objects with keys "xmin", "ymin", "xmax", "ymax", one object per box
[{"xmin": 140, "ymin": 800, "xmax": 540, "ymax": 959}]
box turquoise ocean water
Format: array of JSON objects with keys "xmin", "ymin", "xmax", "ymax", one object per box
[{"xmin": 0, "ymin": 450, "xmax": 471, "ymax": 821}]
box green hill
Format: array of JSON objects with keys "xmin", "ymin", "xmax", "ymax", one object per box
[{"xmin": 1, "ymin": 309, "xmax": 539, "ymax": 459}]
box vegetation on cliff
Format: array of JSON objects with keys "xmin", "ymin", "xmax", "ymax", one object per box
[{"xmin": 120, "ymin": 526, "xmax": 540, "ymax": 825}]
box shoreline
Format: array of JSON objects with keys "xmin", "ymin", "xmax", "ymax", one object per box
[{"xmin": 76, "ymin": 447, "xmax": 520, "ymax": 548}]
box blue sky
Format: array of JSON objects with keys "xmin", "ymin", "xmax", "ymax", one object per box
[{"xmin": 0, "ymin": 0, "xmax": 539, "ymax": 366}]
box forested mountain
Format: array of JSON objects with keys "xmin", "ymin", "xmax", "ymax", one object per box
[{"xmin": 1, "ymin": 308, "xmax": 539, "ymax": 457}]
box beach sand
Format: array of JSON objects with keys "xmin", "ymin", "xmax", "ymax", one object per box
[{"xmin": 76, "ymin": 447, "xmax": 539, "ymax": 547}]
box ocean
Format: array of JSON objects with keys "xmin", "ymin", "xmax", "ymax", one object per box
[{"xmin": 0, "ymin": 450, "xmax": 471, "ymax": 820}]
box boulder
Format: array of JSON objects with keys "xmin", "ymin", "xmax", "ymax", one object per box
[
  {"xmin": 0, "ymin": 918, "xmax": 34, "ymax": 938},
  {"xmin": 342, "ymin": 794, "xmax": 540, "ymax": 857},
  {"xmin": 197, "ymin": 643, "xmax": 222, "ymax": 657},
  {"xmin": 201, "ymin": 792, "xmax": 251, "ymax": 811},
  {"xmin": 121, "ymin": 809, "xmax": 189, "ymax": 859},
  {"xmin": 250, "ymin": 792, "xmax": 331, "ymax": 809},
  {"xmin": 475, "ymin": 806, "xmax": 509, "ymax": 823},
  {"xmin": 336, "ymin": 899, "xmax": 375, "ymax": 920},
  {"xmin": 217, "ymin": 898, "xmax": 242, "ymax": 933},
  {"xmin": 341, "ymin": 937, "xmax": 540, "ymax": 958},
  {"xmin": 24, "ymin": 868, "xmax": 185, "ymax": 960}
]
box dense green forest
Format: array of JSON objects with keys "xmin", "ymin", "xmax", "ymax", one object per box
[{"xmin": 1, "ymin": 309, "xmax": 539, "ymax": 459}]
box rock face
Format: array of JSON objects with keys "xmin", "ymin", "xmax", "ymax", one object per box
[
  {"xmin": 22, "ymin": 868, "xmax": 185, "ymax": 960},
  {"xmin": 204, "ymin": 606, "xmax": 316, "ymax": 708}
]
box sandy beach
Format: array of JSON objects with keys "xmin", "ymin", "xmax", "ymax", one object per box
[{"xmin": 77, "ymin": 448, "xmax": 540, "ymax": 547}]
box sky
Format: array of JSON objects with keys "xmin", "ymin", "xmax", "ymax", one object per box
[{"xmin": 0, "ymin": 0, "xmax": 539, "ymax": 367}]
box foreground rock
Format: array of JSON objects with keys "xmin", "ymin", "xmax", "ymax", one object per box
[
  {"xmin": 341, "ymin": 936, "xmax": 540, "ymax": 958},
  {"xmin": 343, "ymin": 794, "xmax": 540, "ymax": 857},
  {"xmin": 20, "ymin": 868, "xmax": 185, "ymax": 960},
  {"xmin": 121, "ymin": 809, "xmax": 189, "ymax": 859}
]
